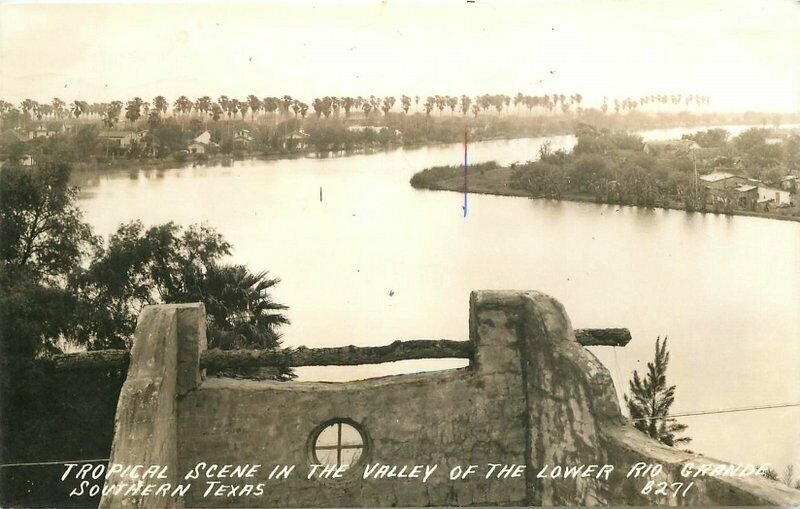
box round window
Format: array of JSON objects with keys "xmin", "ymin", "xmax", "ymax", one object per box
[{"xmin": 310, "ymin": 419, "xmax": 367, "ymax": 468}]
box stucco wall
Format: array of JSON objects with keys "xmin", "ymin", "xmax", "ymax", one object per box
[{"xmin": 101, "ymin": 291, "xmax": 800, "ymax": 507}]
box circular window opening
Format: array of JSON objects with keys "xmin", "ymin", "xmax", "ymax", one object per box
[{"xmin": 311, "ymin": 419, "xmax": 367, "ymax": 469}]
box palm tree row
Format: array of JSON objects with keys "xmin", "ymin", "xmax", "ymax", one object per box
[{"xmin": 0, "ymin": 91, "xmax": 714, "ymax": 128}]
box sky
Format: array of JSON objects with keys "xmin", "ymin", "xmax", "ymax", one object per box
[{"xmin": 0, "ymin": 0, "xmax": 799, "ymax": 112}]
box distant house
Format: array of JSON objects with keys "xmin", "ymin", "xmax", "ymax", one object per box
[
  {"xmin": 699, "ymin": 172, "xmax": 750, "ymax": 189},
  {"xmin": 194, "ymin": 131, "xmax": 212, "ymax": 145},
  {"xmin": 20, "ymin": 154, "xmax": 35, "ymax": 167},
  {"xmin": 283, "ymin": 130, "xmax": 309, "ymax": 150},
  {"xmin": 188, "ymin": 142, "xmax": 206, "ymax": 155},
  {"xmin": 699, "ymin": 172, "xmax": 757, "ymax": 209},
  {"xmin": 233, "ymin": 129, "xmax": 254, "ymax": 144},
  {"xmin": 99, "ymin": 130, "xmax": 145, "ymax": 148},
  {"xmin": 643, "ymin": 139, "xmax": 700, "ymax": 155},
  {"xmin": 780, "ymin": 175, "xmax": 797, "ymax": 193},
  {"xmin": 27, "ymin": 125, "xmax": 57, "ymax": 140},
  {"xmin": 757, "ymin": 185, "xmax": 793, "ymax": 207}
]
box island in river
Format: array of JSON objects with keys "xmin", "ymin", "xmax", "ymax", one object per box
[{"xmin": 410, "ymin": 125, "xmax": 800, "ymax": 222}]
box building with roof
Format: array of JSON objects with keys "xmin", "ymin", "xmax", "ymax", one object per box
[
  {"xmin": 699, "ymin": 172, "xmax": 757, "ymax": 210},
  {"xmin": 283, "ymin": 130, "xmax": 309, "ymax": 150},
  {"xmin": 194, "ymin": 131, "xmax": 212, "ymax": 145},
  {"xmin": 27, "ymin": 125, "xmax": 57, "ymax": 140},
  {"xmin": 99, "ymin": 130, "xmax": 145, "ymax": 148},
  {"xmin": 757, "ymin": 185, "xmax": 793, "ymax": 207}
]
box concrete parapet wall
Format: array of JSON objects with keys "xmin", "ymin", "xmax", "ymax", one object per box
[
  {"xmin": 102, "ymin": 291, "xmax": 800, "ymax": 507},
  {"xmin": 99, "ymin": 303, "xmax": 206, "ymax": 509}
]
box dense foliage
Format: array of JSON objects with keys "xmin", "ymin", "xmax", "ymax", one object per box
[{"xmin": 504, "ymin": 125, "xmax": 798, "ymax": 214}]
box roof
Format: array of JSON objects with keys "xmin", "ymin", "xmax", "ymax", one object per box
[
  {"xmin": 735, "ymin": 185, "xmax": 757, "ymax": 192},
  {"xmin": 700, "ymin": 172, "xmax": 735, "ymax": 183},
  {"xmin": 286, "ymin": 131, "xmax": 309, "ymax": 139},
  {"xmin": 782, "ymin": 175, "xmax": 797, "ymax": 181},
  {"xmin": 194, "ymin": 131, "xmax": 211, "ymax": 144}
]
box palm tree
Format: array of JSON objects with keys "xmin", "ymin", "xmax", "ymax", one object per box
[
  {"xmin": 263, "ymin": 97, "xmax": 279, "ymax": 124},
  {"xmin": 238, "ymin": 99, "xmax": 250, "ymax": 120},
  {"xmin": 247, "ymin": 95, "xmax": 262, "ymax": 122},
  {"xmin": 173, "ymin": 96, "xmax": 193, "ymax": 118},
  {"xmin": 51, "ymin": 98, "xmax": 65, "ymax": 120},
  {"xmin": 342, "ymin": 97, "xmax": 356, "ymax": 117},
  {"xmin": 460, "ymin": 95, "xmax": 472, "ymax": 116},
  {"xmin": 446, "ymin": 96, "xmax": 458, "ymax": 115},
  {"xmin": 625, "ymin": 337, "xmax": 690, "ymax": 447},
  {"xmin": 153, "ymin": 95, "xmax": 168, "ymax": 115},
  {"xmin": 217, "ymin": 95, "xmax": 231, "ymax": 119},
  {"xmin": 20, "ymin": 99, "xmax": 39, "ymax": 120},
  {"xmin": 401, "ymin": 95, "xmax": 411, "ymax": 114},
  {"xmin": 199, "ymin": 264, "xmax": 289, "ymax": 351},
  {"xmin": 381, "ymin": 96, "xmax": 396, "ymax": 116},
  {"xmin": 195, "ymin": 96, "xmax": 212, "ymax": 128},
  {"xmin": 125, "ymin": 97, "xmax": 144, "ymax": 127}
]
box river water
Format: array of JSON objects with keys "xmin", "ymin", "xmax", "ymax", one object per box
[{"xmin": 73, "ymin": 125, "xmax": 800, "ymax": 472}]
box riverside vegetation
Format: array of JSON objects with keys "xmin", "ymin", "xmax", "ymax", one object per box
[
  {"xmin": 2, "ymin": 92, "xmax": 797, "ymax": 170},
  {"xmin": 410, "ymin": 125, "xmax": 800, "ymax": 220}
]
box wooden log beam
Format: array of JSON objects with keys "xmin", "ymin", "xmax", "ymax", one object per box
[
  {"xmin": 575, "ymin": 328, "xmax": 632, "ymax": 347},
  {"xmin": 39, "ymin": 349, "xmax": 130, "ymax": 371},
  {"xmin": 201, "ymin": 339, "xmax": 472, "ymax": 370},
  {"xmin": 39, "ymin": 328, "xmax": 631, "ymax": 371}
]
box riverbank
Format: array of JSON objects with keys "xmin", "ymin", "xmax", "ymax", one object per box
[
  {"xmin": 49, "ymin": 114, "xmax": 799, "ymax": 175},
  {"xmin": 411, "ymin": 163, "xmax": 800, "ymax": 223}
]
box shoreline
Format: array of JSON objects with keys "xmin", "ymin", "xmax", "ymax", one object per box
[{"xmin": 416, "ymin": 182, "xmax": 800, "ymax": 224}]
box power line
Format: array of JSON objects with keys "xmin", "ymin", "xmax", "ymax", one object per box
[{"xmin": 630, "ymin": 402, "xmax": 800, "ymax": 422}]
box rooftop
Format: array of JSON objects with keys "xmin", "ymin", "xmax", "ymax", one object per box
[{"xmin": 699, "ymin": 172, "xmax": 735, "ymax": 183}]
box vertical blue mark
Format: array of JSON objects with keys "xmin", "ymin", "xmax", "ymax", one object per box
[{"xmin": 463, "ymin": 129, "xmax": 468, "ymax": 217}]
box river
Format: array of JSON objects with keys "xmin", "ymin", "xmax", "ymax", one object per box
[{"xmin": 73, "ymin": 125, "xmax": 800, "ymax": 473}]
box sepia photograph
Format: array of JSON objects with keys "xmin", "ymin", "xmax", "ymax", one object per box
[{"xmin": 0, "ymin": 0, "xmax": 799, "ymax": 507}]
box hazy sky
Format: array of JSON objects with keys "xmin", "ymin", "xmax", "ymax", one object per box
[{"xmin": 1, "ymin": 0, "xmax": 799, "ymax": 112}]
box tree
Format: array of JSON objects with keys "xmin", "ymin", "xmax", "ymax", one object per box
[
  {"xmin": 381, "ymin": 96, "xmax": 396, "ymax": 116},
  {"xmin": 625, "ymin": 337, "xmax": 690, "ymax": 447},
  {"xmin": 153, "ymin": 95, "xmax": 168, "ymax": 115},
  {"xmin": 0, "ymin": 164, "xmax": 98, "ymax": 357},
  {"xmin": 72, "ymin": 221, "xmax": 290, "ymax": 355},
  {"xmin": 460, "ymin": 95, "xmax": 472, "ymax": 116},
  {"xmin": 400, "ymin": 95, "xmax": 411, "ymax": 114},
  {"xmin": 247, "ymin": 95, "xmax": 262, "ymax": 121},
  {"xmin": 0, "ymin": 163, "xmax": 97, "ymax": 282},
  {"xmin": 124, "ymin": 97, "xmax": 143, "ymax": 126}
]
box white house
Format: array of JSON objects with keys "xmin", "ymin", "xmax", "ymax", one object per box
[
  {"xmin": 283, "ymin": 130, "xmax": 309, "ymax": 150},
  {"xmin": 757, "ymin": 185, "xmax": 792, "ymax": 206},
  {"xmin": 188, "ymin": 142, "xmax": 206, "ymax": 155},
  {"xmin": 194, "ymin": 131, "xmax": 211, "ymax": 145}
]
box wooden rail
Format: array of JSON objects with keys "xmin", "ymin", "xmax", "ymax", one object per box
[{"xmin": 39, "ymin": 328, "xmax": 631, "ymax": 372}]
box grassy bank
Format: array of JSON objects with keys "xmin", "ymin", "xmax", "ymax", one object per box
[{"xmin": 411, "ymin": 164, "xmax": 800, "ymax": 223}]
